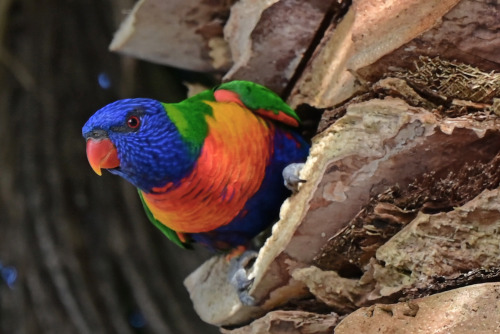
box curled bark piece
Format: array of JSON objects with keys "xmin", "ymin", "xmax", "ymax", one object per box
[
  {"xmin": 186, "ymin": 89, "xmax": 500, "ymax": 326},
  {"xmin": 109, "ymin": 0, "xmax": 232, "ymax": 71}
]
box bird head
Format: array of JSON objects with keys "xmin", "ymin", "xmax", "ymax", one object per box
[{"xmin": 82, "ymin": 98, "xmax": 197, "ymax": 191}]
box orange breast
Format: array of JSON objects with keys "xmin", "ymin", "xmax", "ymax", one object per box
[{"xmin": 141, "ymin": 101, "xmax": 273, "ymax": 233}]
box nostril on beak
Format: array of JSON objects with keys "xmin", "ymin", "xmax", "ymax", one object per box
[{"xmin": 85, "ymin": 129, "xmax": 108, "ymax": 140}]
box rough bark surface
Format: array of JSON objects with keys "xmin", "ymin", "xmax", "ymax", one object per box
[
  {"xmin": 181, "ymin": 0, "xmax": 500, "ymax": 331},
  {"xmin": 7, "ymin": 0, "xmax": 497, "ymax": 333},
  {"xmin": 335, "ymin": 283, "xmax": 500, "ymax": 334},
  {"xmin": 222, "ymin": 0, "xmax": 342, "ymax": 94}
]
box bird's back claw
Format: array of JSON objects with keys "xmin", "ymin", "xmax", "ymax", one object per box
[
  {"xmin": 228, "ymin": 250, "xmax": 258, "ymax": 306},
  {"xmin": 283, "ymin": 163, "xmax": 306, "ymax": 193}
]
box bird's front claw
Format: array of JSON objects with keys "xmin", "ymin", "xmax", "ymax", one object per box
[
  {"xmin": 282, "ymin": 162, "xmax": 306, "ymax": 193},
  {"xmin": 228, "ymin": 250, "xmax": 258, "ymax": 306}
]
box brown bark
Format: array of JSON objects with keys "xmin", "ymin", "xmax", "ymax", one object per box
[
  {"xmin": 179, "ymin": 0, "xmax": 500, "ymax": 332},
  {"xmin": 11, "ymin": 0, "xmax": 499, "ymax": 333}
]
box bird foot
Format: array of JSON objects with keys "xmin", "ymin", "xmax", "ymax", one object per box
[
  {"xmin": 228, "ymin": 250, "xmax": 258, "ymax": 306},
  {"xmin": 282, "ymin": 163, "xmax": 306, "ymax": 192}
]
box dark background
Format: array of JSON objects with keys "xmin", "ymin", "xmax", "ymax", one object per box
[{"xmin": 0, "ymin": 1, "xmax": 218, "ymax": 333}]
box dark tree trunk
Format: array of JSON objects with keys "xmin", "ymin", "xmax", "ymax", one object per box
[{"xmin": 0, "ymin": 1, "xmax": 217, "ymax": 333}]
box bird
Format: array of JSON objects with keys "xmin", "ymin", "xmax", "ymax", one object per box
[{"xmin": 82, "ymin": 80, "xmax": 309, "ymax": 255}]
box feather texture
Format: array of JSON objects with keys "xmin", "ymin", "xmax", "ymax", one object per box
[
  {"xmin": 83, "ymin": 81, "xmax": 309, "ymax": 250},
  {"xmin": 141, "ymin": 101, "xmax": 273, "ymax": 233}
]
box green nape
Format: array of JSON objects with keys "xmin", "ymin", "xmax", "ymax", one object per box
[
  {"xmin": 138, "ymin": 190, "xmax": 188, "ymax": 249},
  {"xmin": 161, "ymin": 89, "xmax": 214, "ymax": 155},
  {"xmin": 217, "ymin": 80, "xmax": 301, "ymax": 122}
]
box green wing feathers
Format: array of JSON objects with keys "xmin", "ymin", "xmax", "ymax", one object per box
[
  {"xmin": 214, "ymin": 81, "xmax": 301, "ymax": 127},
  {"xmin": 138, "ymin": 190, "xmax": 188, "ymax": 248}
]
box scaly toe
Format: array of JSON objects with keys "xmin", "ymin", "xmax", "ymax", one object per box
[
  {"xmin": 228, "ymin": 250, "xmax": 258, "ymax": 306},
  {"xmin": 282, "ymin": 162, "xmax": 306, "ymax": 192}
]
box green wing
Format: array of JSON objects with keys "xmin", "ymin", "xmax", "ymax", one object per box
[
  {"xmin": 137, "ymin": 190, "xmax": 188, "ymax": 249},
  {"xmin": 215, "ymin": 81, "xmax": 301, "ymax": 127}
]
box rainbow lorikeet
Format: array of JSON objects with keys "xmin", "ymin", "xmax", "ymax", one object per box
[{"xmin": 82, "ymin": 81, "xmax": 309, "ymax": 252}]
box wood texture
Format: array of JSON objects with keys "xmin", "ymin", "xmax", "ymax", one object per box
[
  {"xmin": 110, "ymin": 0, "xmax": 233, "ymax": 72},
  {"xmin": 179, "ymin": 0, "xmax": 500, "ymax": 331},
  {"xmin": 335, "ymin": 283, "xmax": 500, "ymax": 334},
  {"xmin": 6, "ymin": 0, "xmax": 497, "ymax": 333}
]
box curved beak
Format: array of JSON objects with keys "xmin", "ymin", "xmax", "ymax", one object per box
[{"xmin": 86, "ymin": 138, "xmax": 120, "ymax": 175}]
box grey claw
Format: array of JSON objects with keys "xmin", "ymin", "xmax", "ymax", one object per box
[
  {"xmin": 283, "ymin": 163, "xmax": 306, "ymax": 192},
  {"xmin": 228, "ymin": 251, "xmax": 258, "ymax": 306}
]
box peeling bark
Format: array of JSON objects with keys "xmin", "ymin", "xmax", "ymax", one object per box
[
  {"xmin": 222, "ymin": 0, "xmax": 343, "ymax": 94},
  {"xmin": 288, "ymin": 0, "xmax": 499, "ymax": 108},
  {"xmin": 186, "ymin": 91, "xmax": 500, "ymax": 326},
  {"xmin": 104, "ymin": 0, "xmax": 500, "ymax": 332},
  {"xmin": 110, "ymin": 0, "xmax": 233, "ymax": 71}
]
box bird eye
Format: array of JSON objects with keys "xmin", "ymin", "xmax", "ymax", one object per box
[{"xmin": 127, "ymin": 115, "xmax": 140, "ymax": 129}]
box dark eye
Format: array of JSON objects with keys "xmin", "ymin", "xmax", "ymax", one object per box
[{"xmin": 127, "ymin": 115, "xmax": 140, "ymax": 129}]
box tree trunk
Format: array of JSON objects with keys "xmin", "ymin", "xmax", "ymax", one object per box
[
  {"xmin": 0, "ymin": 1, "xmax": 217, "ymax": 333},
  {"xmin": 4, "ymin": 0, "xmax": 499, "ymax": 333}
]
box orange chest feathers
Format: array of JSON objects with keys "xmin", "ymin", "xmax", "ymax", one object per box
[{"xmin": 141, "ymin": 101, "xmax": 274, "ymax": 233}]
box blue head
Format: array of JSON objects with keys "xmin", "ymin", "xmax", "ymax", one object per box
[{"xmin": 82, "ymin": 98, "xmax": 197, "ymax": 191}]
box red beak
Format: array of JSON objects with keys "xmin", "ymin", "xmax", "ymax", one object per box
[{"xmin": 86, "ymin": 138, "xmax": 120, "ymax": 175}]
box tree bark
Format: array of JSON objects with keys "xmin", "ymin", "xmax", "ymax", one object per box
[
  {"xmin": 5, "ymin": 0, "xmax": 499, "ymax": 333},
  {"xmin": 157, "ymin": 0, "xmax": 498, "ymax": 332}
]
